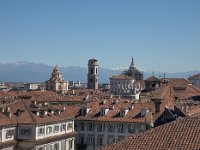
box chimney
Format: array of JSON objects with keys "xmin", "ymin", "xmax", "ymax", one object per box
[
  {"xmin": 6, "ymin": 107, "xmax": 10, "ymax": 112},
  {"xmin": 36, "ymin": 111, "xmax": 40, "ymax": 116},
  {"xmin": 44, "ymin": 110, "xmax": 48, "ymax": 116},
  {"xmin": 129, "ymin": 105, "xmax": 134, "ymax": 110},
  {"xmin": 151, "ymin": 98, "xmax": 163, "ymax": 113},
  {"xmin": 8, "ymin": 112, "xmax": 12, "ymax": 118},
  {"xmin": 51, "ymin": 110, "xmax": 54, "ymax": 115},
  {"xmin": 33, "ymin": 101, "xmax": 37, "ymax": 105},
  {"xmin": 58, "ymin": 110, "xmax": 61, "ymax": 114}
]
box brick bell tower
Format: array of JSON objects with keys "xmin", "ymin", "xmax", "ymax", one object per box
[{"xmin": 87, "ymin": 58, "xmax": 98, "ymax": 90}]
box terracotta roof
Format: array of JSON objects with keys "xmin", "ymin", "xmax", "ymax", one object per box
[
  {"xmin": 76, "ymin": 99, "xmax": 155, "ymax": 123},
  {"xmin": 110, "ymin": 75, "xmax": 134, "ymax": 79},
  {"xmin": 145, "ymin": 76, "xmax": 161, "ymax": 82},
  {"xmin": 0, "ymin": 99, "xmax": 79, "ymax": 127},
  {"xmin": 101, "ymin": 117, "xmax": 200, "ymax": 150}
]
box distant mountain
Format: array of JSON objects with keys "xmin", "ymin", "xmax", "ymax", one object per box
[
  {"xmin": 0, "ymin": 61, "xmax": 199, "ymax": 83},
  {"xmin": 0, "ymin": 61, "xmax": 121, "ymax": 83}
]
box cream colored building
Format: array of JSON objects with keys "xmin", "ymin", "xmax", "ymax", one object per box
[
  {"xmin": 110, "ymin": 75, "xmax": 142, "ymax": 99},
  {"xmin": 46, "ymin": 65, "xmax": 69, "ymax": 93}
]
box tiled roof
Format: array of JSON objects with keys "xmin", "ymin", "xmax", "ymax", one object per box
[
  {"xmin": 76, "ymin": 99, "xmax": 155, "ymax": 123},
  {"xmin": 110, "ymin": 75, "xmax": 135, "ymax": 79},
  {"xmin": 145, "ymin": 76, "xmax": 160, "ymax": 82},
  {"xmin": 0, "ymin": 99, "xmax": 79, "ymax": 127},
  {"xmin": 101, "ymin": 117, "xmax": 200, "ymax": 150}
]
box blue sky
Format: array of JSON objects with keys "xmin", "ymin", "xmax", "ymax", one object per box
[{"xmin": 0, "ymin": 0, "xmax": 200, "ymax": 72}]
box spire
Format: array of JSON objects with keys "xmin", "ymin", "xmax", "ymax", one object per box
[{"xmin": 130, "ymin": 56, "xmax": 134, "ymax": 67}]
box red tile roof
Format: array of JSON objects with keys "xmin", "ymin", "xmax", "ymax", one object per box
[
  {"xmin": 101, "ymin": 117, "xmax": 200, "ymax": 150},
  {"xmin": 76, "ymin": 99, "xmax": 155, "ymax": 123}
]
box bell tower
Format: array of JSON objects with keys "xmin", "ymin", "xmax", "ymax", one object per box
[{"xmin": 87, "ymin": 58, "xmax": 98, "ymax": 90}]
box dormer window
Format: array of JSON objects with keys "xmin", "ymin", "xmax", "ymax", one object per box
[
  {"xmin": 100, "ymin": 108, "xmax": 109, "ymax": 116},
  {"xmin": 120, "ymin": 108, "xmax": 128, "ymax": 117},
  {"xmin": 80, "ymin": 107, "xmax": 90, "ymax": 116},
  {"xmin": 141, "ymin": 108, "xmax": 149, "ymax": 117}
]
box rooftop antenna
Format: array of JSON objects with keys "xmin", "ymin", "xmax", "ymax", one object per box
[
  {"xmin": 153, "ymin": 70, "xmax": 155, "ymax": 77},
  {"xmin": 164, "ymin": 72, "xmax": 166, "ymax": 78}
]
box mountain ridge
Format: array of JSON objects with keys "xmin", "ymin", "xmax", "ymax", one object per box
[{"xmin": 0, "ymin": 62, "xmax": 199, "ymax": 83}]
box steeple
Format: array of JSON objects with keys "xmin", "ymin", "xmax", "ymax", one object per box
[{"xmin": 130, "ymin": 56, "xmax": 134, "ymax": 67}]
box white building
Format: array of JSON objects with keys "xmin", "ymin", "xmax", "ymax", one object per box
[
  {"xmin": 110, "ymin": 75, "xmax": 142, "ymax": 99},
  {"xmin": 0, "ymin": 100, "xmax": 78, "ymax": 150},
  {"xmin": 188, "ymin": 74, "xmax": 200, "ymax": 88},
  {"xmin": 24, "ymin": 83, "xmax": 39, "ymax": 90}
]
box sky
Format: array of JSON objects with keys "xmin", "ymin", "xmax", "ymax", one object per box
[{"xmin": 0, "ymin": 0, "xmax": 200, "ymax": 72}]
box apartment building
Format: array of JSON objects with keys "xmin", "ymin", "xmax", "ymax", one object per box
[
  {"xmin": 75, "ymin": 99, "xmax": 155, "ymax": 150},
  {"xmin": 0, "ymin": 99, "xmax": 79, "ymax": 150}
]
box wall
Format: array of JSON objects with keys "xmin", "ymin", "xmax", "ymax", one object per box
[
  {"xmin": 36, "ymin": 120, "xmax": 74, "ymax": 140},
  {"xmin": 76, "ymin": 121, "xmax": 146, "ymax": 150},
  {"xmin": 1, "ymin": 127, "xmax": 16, "ymax": 143}
]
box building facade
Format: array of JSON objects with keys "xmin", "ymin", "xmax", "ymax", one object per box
[
  {"xmin": 0, "ymin": 100, "xmax": 78, "ymax": 150},
  {"xmin": 46, "ymin": 65, "xmax": 69, "ymax": 93},
  {"xmin": 109, "ymin": 75, "xmax": 142, "ymax": 99},
  {"xmin": 87, "ymin": 59, "xmax": 98, "ymax": 90},
  {"xmin": 188, "ymin": 73, "xmax": 200, "ymax": 88},
  {"xmin": 75, "ymin": 99, "xmax": 154, "ymax": 150}
]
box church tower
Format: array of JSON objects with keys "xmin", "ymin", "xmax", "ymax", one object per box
[{"xmin": 87, "ymin": 59, "xmax": 98, "ymax": 90}]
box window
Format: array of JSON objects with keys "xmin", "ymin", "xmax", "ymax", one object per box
[
  {"xmin": 107, "ymin": 136, "xmax": 115, "ymax": 144},
  {"xmin": 87, "ymin": 122, "xmax": 94, "ymax": 131},
  {"xmin": 87, "ymin": 135, "xmax": 94, "ymax": 145},
  {"xmin": 141, "ymin": 124, "xmax": 146, "ymax": 132},
  {"xmin": 54, "ymin": 125, "xmax": 59, "ymax": 133},
  {"xmin": 135, "ymin": 124, "xmax": 140, "ymax": 133},
  {"xmin": 37, "ymin": 146, "xmax": 45, "ymax": 150},
  {"xmin": 100, "ymin": 109, "xmax": 105, "ymax": 116},
  {"xmin": 97, "ymin": 135, "xmax": 104, "ymax": 146},
  {"xmin": 67, "ymin": 123, "xmax": 73, "ymax": 130},
  {"xmin": 46, "ymin": 145, "xmax": 53, "ymax": 150},
  {"xmin": 68, "ymin": 139, "xmax": 73, "ymax": 150},
  {"xmin": 61, "ymin": 140, "xmax": 66, "ymax": 149},
  {"xmin": 5, "ymin": 129, "xmax": 14, "ymax": 139},
  {"xmin": 118, "ymin": 124, "xmax": 125, "ymax": 133},
  {"xmin": 54, "ymin": 143, "xmax": 59, "ymax": 150},
  {"xmin": 80, "ymin": 122, "xmax": 85, "ymax": 131},
  {"xmin": 79, "ymin": 134, "xmax": 85, "ymax": 145},
  {"xmin": 81, "ymin": 108, "xmax": 87, "ymax": 116},
  {"xmin": 108, "ymin": 123, "xmax": 115, "ymax": 132},
  {"xmin": 61, "ymin": 123, "xmax": 66, "ymax": 132},
  {"xmin": 38, "ymin": 127, "xmax": 45, "ymax": 136},
  {"xmin": 128, "ymin": 124, "xmax": 135, "ymax": 133},
  {"xmin": 21, "ymin": 128, "xmax": 31, "ymax": 135},
  {"xmin": 120, "ymin": 109, "xmax": 125, "ymax": 117},
  {"xmin": 91, "ymin": 68, "xmax": 93, "ymax": 74},
  {"xmin": 96, "ymin": 68, "xmax": 98, "ymax": 74},
  {"xmin": 97, "ymin": 123, "xmax": 105, "ymax": 132},
  {"xmin": 46, "ymin": 126, "xmax": 53, "ymax": 135}
]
